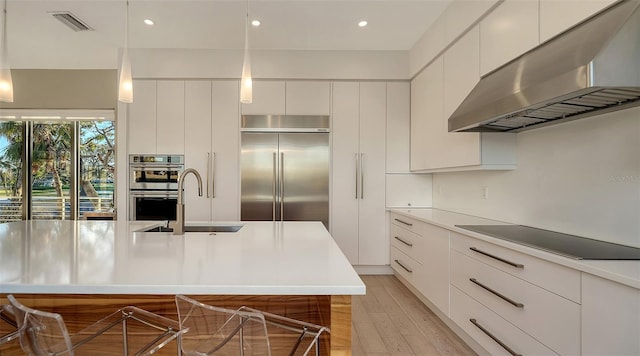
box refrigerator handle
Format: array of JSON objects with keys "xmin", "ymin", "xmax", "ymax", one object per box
[
  {"xmin": 360, "ymin": 153, "xmax": 365, "ymax": 199},
  {"xmin": 272, "ymin": 152, "xmax": 277, "ymax": 221},
  {"xmin": 206, "ymin": 152, "xmax": 211, "ymax": 198},
  {"xmin": 355, "ymin": 153, "xmax": 359, "ymax": 199},
  {"xmin": 280, "ymin": 152, "xmax": 285, "ymax": 221},
  {"xmin": 211, "ymin": 152, "xmax": 216, "ymax": 198}
]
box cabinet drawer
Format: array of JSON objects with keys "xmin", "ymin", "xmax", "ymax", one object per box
[
  {"xmin": 451, "ymin": 231, "xmax": 580, "ymax": 303},
  {"xmin": 451, "ymin": 286, "xmax": 557, "ymax": 356},
  {"xmin": 390, "ymin": 246, "xmax": 422, "ymax": 288},
  {"xmin": 390, "ymin": 224, "xmax": 423, "ymax": 264},
  {"xmin": 390, "ymin": 213, "xmax": 421, "ymax": 235},
  {"xmin": 451, "ymin": 250, "xmax": 580, "ymax": 355}
]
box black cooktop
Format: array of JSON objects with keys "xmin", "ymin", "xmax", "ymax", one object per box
[{"xmin": 456, "ymin": 225, "xmax": 640, "ymax": 260}]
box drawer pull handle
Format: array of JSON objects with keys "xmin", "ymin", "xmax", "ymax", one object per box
[
  {"xmin": 469, "ymin": 318, "xmax": 522, "ymax": 356},
  {"xmin": 394, "ymin": 236, "xmax": 413, "ymax": 247},
  {"xmin": 394, "ymin": 218, "xmax": 413, "ymax": 227},
  {"xmin": 469, "ymin": 247, "xmax": 524, "ymax": 269},
  {"xmin": 469, "ymin": 278, "xmax": 524, "ymax": 308},
  {"xmin": 394, "ymin": 259, "xmax": 413, "ymax": 273}
]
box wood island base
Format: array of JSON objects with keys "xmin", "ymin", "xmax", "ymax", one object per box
[{"xmin": 0, "ymin": 294, "xmax": 352, "ymax": 356}]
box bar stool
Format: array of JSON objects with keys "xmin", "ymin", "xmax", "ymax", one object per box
[
  {"xmin": 175, "ymin": 295, "xmax": 328, "ymax": 356},
  {"xmin": 8, "ymin": 295, "xmax": 184, "ymax": 356},
  {"xmin": 0, "ymin": 304, "xmax": 19, "ymax": 345}
]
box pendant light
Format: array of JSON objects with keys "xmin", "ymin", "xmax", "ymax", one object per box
[
  {"xmin": 0, "ymin": 0, "xmax": 13, "ymax": 103},
  {"xmin": 239, "ymin": 0, "xmax": 252, "ymax": 104},
  {"xmin": 118, "ymin": 0, "xmax": 133, "ymax": 103}
]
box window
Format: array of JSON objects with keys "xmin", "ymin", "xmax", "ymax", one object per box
[{"xmin": 0, "ymin": 110, "xmax": 115, "ymax": 222}]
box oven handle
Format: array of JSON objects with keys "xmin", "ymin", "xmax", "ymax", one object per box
[
  {"xmin": 129, "ymin": 191, "xmax": 178, "ymax": 198},
  {"xmin": 130, "ymin": 164, "xmax": 184, "ymax": 170}
]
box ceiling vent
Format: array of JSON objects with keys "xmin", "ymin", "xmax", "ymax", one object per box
[{"xmin": 50, "ymin": 12, "xmax": 94, "ymax": 32}]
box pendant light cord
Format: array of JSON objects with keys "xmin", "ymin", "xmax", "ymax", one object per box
[{"xmin": 125, "ymin": 0, "xmax": 129, "ymax": 48}]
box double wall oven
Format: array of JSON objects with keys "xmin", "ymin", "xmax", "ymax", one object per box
[{"xmin": 129, "ymin": 154, "xmax": 184, "ymax": 221}]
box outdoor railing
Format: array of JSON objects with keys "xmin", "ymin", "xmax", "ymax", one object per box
[{"xmin": 0, "ymin": 196, "xmax": 114, "ymax": 222}]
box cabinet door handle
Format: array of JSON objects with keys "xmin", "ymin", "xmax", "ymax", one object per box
[
  {"xmin": 469, "ymin": 278, "xmax": 524, "ymax": 308},
  {"xmin": 354, "ymin": 153, "xmax": 359, "ymax": 199},
  {"xmin": 280, "ymin": 152, "xmax": 284, "ymax": 222},
  {"xmin": 211, "ymin": 152, "xmax": 216, "ymax": 198},
  {"xmin": 360, "ymin": 153, "xmax": 364, "ymax": 199},
  {"xmin": 394, "ymin": 218, "xmax": 413, "ymax": 227},
  {"xmin": 394, "ymin": 236, "xmax": 413, "ymax": 247},
  {"xmin": 272, "ymin": 152, "xmax": 277, "ymax": 221},
  {"xmin": 394, "ymin": 259, "xmax": 412, "ymax": 273},
  {"xmin": 469, "ymin": 319, "xmax": 522, "ymax": 356},
  {"xmin": 469, "ymin": 247, "xmax": 524, "ymax": 269},
  {"xmin": 206, "ymin": 152, "xmax": 211, "ymax": 198}
]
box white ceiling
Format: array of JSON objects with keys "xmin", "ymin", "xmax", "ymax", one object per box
[{"xmin": 6, "ymin": 0, "xmax": 453, "ymax": 69}]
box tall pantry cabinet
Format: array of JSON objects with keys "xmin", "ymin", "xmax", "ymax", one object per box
[
  {"xmin": 331, "ymin": 82, "xmax": 387, "ymax": 265},
  {"xmin": 183, "ymin": 80, "xmax": 240, "ymax": 221}
]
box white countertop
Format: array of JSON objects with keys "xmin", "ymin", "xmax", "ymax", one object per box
[
  {"xmin": 0, "ymin": 220, "xmax": 365, "ymax": 295},
  {"xmin": 391, "ymin": 208, "xmax": 640, "ymax": 290}
]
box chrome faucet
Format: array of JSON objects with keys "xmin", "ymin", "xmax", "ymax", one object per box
[{"xmin": 171, "ymin": 168, "xmax": 203, "ymax": 235}]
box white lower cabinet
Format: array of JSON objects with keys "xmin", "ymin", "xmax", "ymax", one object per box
[
  {"xmin": 451, "ymin": 249, "xmax": 580, "ymax": 355},
  {"xmin": 450, "ymin": 286, "xmax": 557, "ymax": 356},
  {"xmin": 581, "ymin": 273, "xmax": 640, "ymax": 355},
  {"xmin": 390, "ymin": 213, "xmax": 450, "ymax": 314},
  {"xmin": 420, "ymin": 223, "xmax": 450, "ymax": 313},
  {"xmin": 389, "ymin": 212, "xmax": 595, "ymax": 356},
  {"xmin": 390, "ymin": 246, "xmax": 423, "ymax": 288}
]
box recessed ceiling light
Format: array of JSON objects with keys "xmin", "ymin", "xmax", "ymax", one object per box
[
  {"xmin": 251, "ymin": 19, "xmax": 261, "ymax": 27},
  {"xmin": 144, "ymin": 19, "xmax": 154, "ymax": 26},
  {"xmin": 358, "ymin": 20, "xmax": 368, "ymax": 27}
]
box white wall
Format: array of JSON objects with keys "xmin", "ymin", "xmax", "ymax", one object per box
[{"xmin": 433, "ymin": 107, "xmax": 640, "ymax": 248}]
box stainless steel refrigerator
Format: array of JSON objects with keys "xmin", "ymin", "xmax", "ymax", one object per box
[{"xmin": 241, "ymin": 115, "xmax": 329, "ymax": 228}]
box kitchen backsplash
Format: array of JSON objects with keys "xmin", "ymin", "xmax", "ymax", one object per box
[{"xmin": 433, "ymin": 106, "xmax": 640, "ymax": 248}]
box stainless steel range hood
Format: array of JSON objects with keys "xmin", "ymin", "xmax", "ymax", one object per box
[{"xmin": 448, "ymin": 0, "xmax": 640, "ymax": 133}]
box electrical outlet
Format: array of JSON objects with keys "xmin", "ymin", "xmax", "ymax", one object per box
[{"xmin": 482, "ymin": 187, "xmax": 489, "ymax": 200}]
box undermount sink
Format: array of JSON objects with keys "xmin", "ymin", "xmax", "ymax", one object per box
[{"xmin": 139, "ymin": 224, "xmax": 244, "ymax": 233}]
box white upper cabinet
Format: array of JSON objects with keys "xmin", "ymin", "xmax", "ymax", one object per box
[
  {"xmin": 480, "ymin": 0, "xmax": 539, "ymax": 76},
  {"xmin": 285, "ymin": 81, "xmax": 331, "ymax": 115},
  {"xmin": 156, "ymin": 80, "xmax": 185, "ymax": 154},
  {"xmin": 444, "ymin": 26, "xmax": 480, "ymax": 119},
  {"xmin": 410, "ymin": 26, "xmax": 516, "ymax": 172},
  {"xmin": 241, "ymin": 80, "xmax": 286, "ymax": 115},
  {"xmin": 410, "ymin": 57, "xmax": 443, "ymax": 171},
  {"xmin": 386, "ymin": 82, "xmax": 411, "ymax": 173},
  {"xmin": 539, "ymin": 0, "xmax": 617, "ymax": 43},
  {"xmin": 442, "ymin": 26, "xmax": 482, "ymax": 169},
  {"xmin": 241, "ymin": 80, "xmax": 331, "ymax": 116},
  {"xmin": 128, "ymin": 80, "xmax": 157, "ymax": 154}
]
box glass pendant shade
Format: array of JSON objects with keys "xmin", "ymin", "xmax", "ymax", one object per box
[
  {"xmin": 240, "ymin": 14, "xmax": 252, "ymax": 104},
  {"xmin": 0, "ymin": 1, "xmax": 13, "ymax": 103},
  {"xmin": 118, "ymin": 1, "xmax": 133, "ymax": 103},
  {"xmin": 118, "ymin": 48, "xmax": 133, "ymax": 103}
]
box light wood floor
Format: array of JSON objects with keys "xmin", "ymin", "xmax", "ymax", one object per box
[{"xmin": 351, "ymin": 275, "xmax": 476, "ymax": 356}]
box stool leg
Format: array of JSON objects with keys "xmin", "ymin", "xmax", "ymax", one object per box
[
  {"xmin": 123, "ymin": 317, "xmax": 129, "ymax": 356},
  {"xmin": 239, "ymin": 325, "xmax": 245, "ymax": 356}
]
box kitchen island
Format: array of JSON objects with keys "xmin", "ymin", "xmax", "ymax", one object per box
[{"xmin": 0, "ymin": 220, "xmax": 365, "ymax": 355}]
